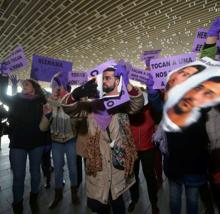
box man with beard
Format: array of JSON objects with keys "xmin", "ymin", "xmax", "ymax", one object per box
[
  {"xmin": 166, "ymin": 65, "xmax": 206, "ymax": 91},
  {"xmin": 102, "ymin": 67, "xmax": 120, "ymax": 96},
  {"xmin": 167, "ymin": 76, "xmax": 220, "ymax": 128}
]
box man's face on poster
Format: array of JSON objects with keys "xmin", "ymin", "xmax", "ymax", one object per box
[
  {"xmin": 167, "ymin": 66, "xmax": 200, "ymax": 90},
  {"xmin": 174, "ymin": 80, "xmax": 220, "ymax": 114},
  {"xmin": 103, "ymin": 71, "xmax": 120, "ymax": 95}
]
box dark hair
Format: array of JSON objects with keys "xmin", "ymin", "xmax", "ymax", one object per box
[
  {"xmin": 180, "ymin": 64, "xmax": 206, "ymax": 76},
  {"xmin": 207, "ymin": 76, "xmax": 220, "ymax": 83},
  {"xmin": 103, "ymin": 67, "xmax": 120, "ymax": 80},
  {"xmin": 103, "ymin": 67, "xmax": 116, "ymax": 73},
  {"xmin": 166, "ymin": 64, "xmax": 207, "ymax": 91},
  {"xmin": 25, "ymin": 79, "xmax": 46, "ymax": 103}
]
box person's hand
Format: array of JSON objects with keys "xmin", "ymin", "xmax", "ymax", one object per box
[
  {"xmin": 51, "ymin": 72, "xmax": 68, "ymax": 90},
  {"xmin": 207, "ymin": 16, "xmax": 220, "ymax": 37},
  {"xmin": 71, "ymin": 79, "xmax": 98, "ymax": 100},
  {"xmin": 43, "ymin": 103, "xmax": 53, "ymax": 115},
  {"xmin": 9, "ymin": 74, "xmax": 19, "ymax": 86},
  {"xmin": 115, "ymin": 62, "xmax": 129, "ymax": 86},
  {"xmin": 146, "ymin": 73, "xmax": 154, "ymax": 89},
  {"xmin": 146, "ymin": 73, "xmax": 157, "ymax": 94}
]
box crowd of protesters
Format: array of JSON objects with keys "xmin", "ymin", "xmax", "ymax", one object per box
[{"xmin": 0, "ymin": 16, "xmax": 220, "ymax": 214}]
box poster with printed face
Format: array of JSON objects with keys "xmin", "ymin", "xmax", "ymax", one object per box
[
  {"xmin": 68, "ymin": 71, "xmax": 88, "ymax": 86},
  {"xmin": 104, "ymin": 80, "xmax": 130, "ymax": 110},
  {"xmin": 163, "ymin": 57, "xmax": 220, "ymax": 132},
  {"xmin": 91, "ymin": 72, "xmax": 123, "ymax": 99},
  {"xmin": 86, "ymin": 60, "xmax": 117, "ymax": 99},
  {"xmin": 1, "ymin": 46, "xmax": 28, "ymax": 74},
  {"xmin": 31, "ymin": 54, "xmax": 72, "ymax": 83},
  {"xmin": 192, "ymin": 28, "xmax": 220, "ymax": 57},
  {"xmin": 150, "ymin": 53, "xmax": 197, "ymax": 89},
  {"xmin": 86, "ymin": 60, "xmax": 130, "ymax": 109}
]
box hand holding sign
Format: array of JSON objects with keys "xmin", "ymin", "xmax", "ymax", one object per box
[
  {"xmin": 146, "ymin": 73, "xmax": 157, "ymax": 94},
  {"xmin": 115, "ymin": 63, "xmax": 129, "ymax": 86},
  {"xmin": 71, "ymin": 79, "xmax": 98, "ymax": 100},
  {"xmin": 207, "ymin": 16, "xmax": 220, "ymax": 37},
  {"xmin": 9, "ymin": 74, "xmax": 19, "ymax": 87},
  {"xmin": 51, "ymin": 72, "xmax": 70, "ymax": 91},
  {"xmin": 43, "ymin": 103, "xmax": 53, "ymax": 115}
]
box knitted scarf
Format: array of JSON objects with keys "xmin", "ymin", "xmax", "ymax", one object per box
[{"xmin": 85, "ymin": 113, "xmax": 137, "ymax": 177}]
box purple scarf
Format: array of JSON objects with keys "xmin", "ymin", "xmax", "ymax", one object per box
[{"xmin": 92, "ymin": 101, "xmax": 112, "ymax": 130}]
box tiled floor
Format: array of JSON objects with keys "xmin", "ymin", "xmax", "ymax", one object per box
[{"xmin": 0, "ymin": 136, "xmax": 217, "ymax": 214}]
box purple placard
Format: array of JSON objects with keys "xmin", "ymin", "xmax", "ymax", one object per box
[
  {"xmin": 1, "ymin": 46, "xmax": 28, "ymax": 74},
  {"xmin": 150, "ymin": 53, "xmax": 197, "ymax": 89},
  {"xmin": 31, "ymin": 54, "xmax": 72, "ymax": 83},
  {"xmin": 87, "ymin": 60, "xmax": 116, "ymax": 78},
  {"xmin": 140, "ymin": 49, "xmax": 161, "ymax": 67},
  {"xmin": 68, "ymin": 71, "xmax": 88, "ymax": 85},
  {"xmin": 128, "ymin": 67, "xmax": 148, "ymax": 84},
  {"xmin": 104, "ymin": 80, "xmax": 130, "ymax": 109},
  {"xmin": 192, "ymin": 28, "xmax": 220, "ymax": 56}
]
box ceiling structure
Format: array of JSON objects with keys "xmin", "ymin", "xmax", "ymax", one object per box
[{"xmin": 0, "ymin": 0, "xmax": 219, "ymax": 80}]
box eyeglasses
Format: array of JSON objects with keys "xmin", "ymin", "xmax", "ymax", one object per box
[{"xmin": 103, "ymin": 76, "xmax": 115, "ymax": 81}]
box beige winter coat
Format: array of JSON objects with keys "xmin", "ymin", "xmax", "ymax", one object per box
[
  {"xmin": 63, "ymin": 88, "xmax": 144, "ymax": 204},
  {"xmin": 39, "ymin": 98, "xmax": 82, "ymax": 143}
]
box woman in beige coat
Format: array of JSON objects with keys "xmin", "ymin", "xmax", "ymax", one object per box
[{"xmin": 65, "ymin": 67, "xmax": 144, "ymax": 213}]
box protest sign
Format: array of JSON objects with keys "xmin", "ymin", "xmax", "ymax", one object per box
[
  {"xmin": 140, "ymin": 49, "xmax": 161, "ymax": 67},
  {"xmin": 86, "ymin": 60, "xmax": 130, "ymax": 108},
  {"xmin": 68, "ymin": 71, "xmax": 88, "ymax": 85},
  {"xmin": 128, "ymin": 67, "xmax": 148, "ymax": 84},
  {"xmin": 163, "ymin": 57, "xmax": 220, "ymax": 132},
  {"xmin": 104, "ymin": 80, "xmax": 130, "ymax": 110},
  {"xmin": 1, "ymin": 46, "xmax": 28, "ymax": 74},
  {"xmin": 150, "ymin": 53, "xmax": 197, "ymax": 89},
  {"xmin": 31, "ymin": 54, "xmax": 72, "ymax": 83},
  {"xmin": 87, "ymin": 60, "xmax": 116, "ymax": 78},
  {"xmin": 192, "ymin": 28, "xmax": 220, "ymax": 56}
]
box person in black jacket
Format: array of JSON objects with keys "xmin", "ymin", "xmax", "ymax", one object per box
[{"xmin": 0, "ymin": 74, "xmax": 46, "ymax": 214}]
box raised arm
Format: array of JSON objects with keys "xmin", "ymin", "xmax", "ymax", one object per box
[
  {"xmin": 200, "ymin": 16, "xmax": 220, "ymax": 59},
  {"xmin": 0, "ymin": 74, "xmax": 14, "ymax": 106}
]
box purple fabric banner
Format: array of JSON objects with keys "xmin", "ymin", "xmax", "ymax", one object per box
[
  {"xmin": 150, "ymin": 53, "xmax": 197, "ymax": 89},
  {"xmin": 1, "ymin": 46, "xmax": 28, "ymax": 74},
  {"xmin": 31, "ymin": 54, "xmax": 72, "ymax": 83},
  {"xmin": 140, "ymin": 50, "xmax": 161, "ymax": 67},
  {"xmin": 68, "ymin": 71, "xmax": 88, "ymax": 85},
  {"xmin": 192, "ymin": 28, "xmax": 220, "ymax": 55},
  {"xmin": 104, "ymin": 80, "xmax": 130, "ymax": 110},
  {"xmin": 128, "ymin": 67, "xmax": 148, "ymax": 84},
  {"xmin": 87, "ymin": 60, "xmax": 116, "ymax": 78}
]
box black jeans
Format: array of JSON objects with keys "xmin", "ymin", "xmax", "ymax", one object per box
[
  {"xmin": 211, "ymin": 182, "xmax": 220, "ymax": 213},
  {"xmin": 199, "ymin": 182, "xmax": 214, "ymax": 214},
  {"xmin": 87, "ymin": 193, "xmax": 125, "ymax": 214},
  {"xmin": 76, "ymin": 155, "xmax": 82, "ymax": 188},
  {"xmin": 129, "ymin": 148, "xmax": 158, "ymax": 206},
  {"xmin": 41, "ymin": 149, "xmax": 52, "ymax": 181}
]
